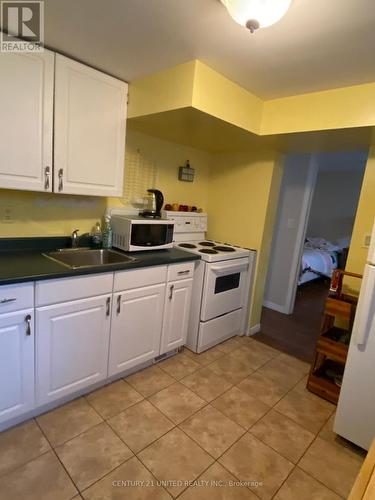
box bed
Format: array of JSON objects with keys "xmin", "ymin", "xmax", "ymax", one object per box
[{"xmin": 299, "ymin": 237, "xmax": 345, "ymax": 285}]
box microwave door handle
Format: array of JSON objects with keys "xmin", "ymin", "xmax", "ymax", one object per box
[{"xmin": 354, "ymin": 268, "xmax": 375, "ymax": 346}]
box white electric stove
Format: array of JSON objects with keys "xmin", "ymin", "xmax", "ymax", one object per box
[
  {"xmin": 162, "ymin": 211, "xmax": 256, "ymax": 353},
  {"xmin": 175, "ymin": 240, "xmax": 251, "ymax": 263}
]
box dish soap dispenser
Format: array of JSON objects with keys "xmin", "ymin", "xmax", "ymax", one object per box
[
  {"xmin": 102, "ymin": 216, "xmax": 112, "ymax": 249},
  {"xmin": 91, "ymin": 222, "xmax": 102, "ymax": 248}
]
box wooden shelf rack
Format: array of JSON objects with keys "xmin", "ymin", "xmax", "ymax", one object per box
[{"xmin": 307, "ymin": 269, "xmax": 362, "ymax": 404}]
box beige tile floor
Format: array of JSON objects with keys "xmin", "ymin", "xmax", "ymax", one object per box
[{"xmin": 0, "ymin": 337, "xmax": 366, "ymax": 500}]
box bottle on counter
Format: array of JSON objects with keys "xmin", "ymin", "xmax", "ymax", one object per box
[
  {"xmin": 91, "ymin": 222, "xmax": 102, "ymax": 248},
  {"xmin": 102, "ymin": 216, "xmax": 113, "ymax": 249}
]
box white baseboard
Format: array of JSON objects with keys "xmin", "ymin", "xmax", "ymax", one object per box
[
  {"xmin": 263, "ymin": 300, "xmax": 289, "ymax": 314},
  {"xmin": 248, "ymin": 323, "xmax": 261, "ymax": 335}
]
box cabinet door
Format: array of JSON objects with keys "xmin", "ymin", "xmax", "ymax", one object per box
[
  {"xmin": 0, "ymin": 309, "xmax": 34, "ymax": 424},
  {"xmin": 109, "ymin": 284, "xmax": 165, "ymax": 376},
  {"xmin": 54, "ymin": 54, "xmax": 127, "ymax": 196},
  {"xmin": 36, "ymin": 295, "xmax": 111, "ymax": 405},
  {"xmin": 0, "ymin": 51, "xmax": 54, "ymax": 192},
  {"xmin": 160, "ymin": 279, "xmax": 193, "ymax": 355}
]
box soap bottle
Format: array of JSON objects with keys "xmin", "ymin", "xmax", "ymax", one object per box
[
  {"xmin": 91, "ymin": 222, "xmax": 102, "ymax": 248},
  {"xmin": 102, "ymin": 216, "xmax": 112, "ymax": 249}
]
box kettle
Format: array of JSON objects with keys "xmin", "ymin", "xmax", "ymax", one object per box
[{"xmin": 141, "ymin": 189, "xmax": 164, "ymax": 218}]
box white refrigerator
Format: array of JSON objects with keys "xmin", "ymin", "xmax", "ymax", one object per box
[{"xmin": 334, "ymin": 221, "xmax": 375, "ymax": 450}]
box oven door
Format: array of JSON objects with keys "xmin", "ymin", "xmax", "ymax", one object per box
[
  {"xmin": 200, "ymin": 258, "xmax": 249, "ymax": 321},
  {"xmin": 130, "ymin": 223, "xmax": 174, "ymax": 250}
]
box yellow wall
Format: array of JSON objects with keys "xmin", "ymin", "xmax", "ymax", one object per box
[
  {"xmin": 344, "ymin": 144, "xmax": 375, "ymax": 292},
  {"xmin": 128, "ymin": 61, "xmax": 196, "ymax": 119},
  {"xmin": 192, "ymin": 61, "xmax": 263, "ymax": 135},
  {"xmin": 261, "ymin": 82, "xmax": 375, "ymax": 135},
  {"xmin": 108, "ymin": 130, "xmax": 211, "ymax": 211},
  {"xmin": 207, "ymin": 150, "xmax": 283, "ymax": 328},
  {"xmin": 0, "ymin": 130, "xmax": 212, "ymax": 238},
  {"xmin": 128, "ymin": 60, "xmax": 375, "ymax": 139},
  {"xmin": 0, "ymin": 190, "xmax": 106, "ymax": 237},
  {"xmin": 126, "ymin": 60, "xmax": 375, "ymax": 327},
  {"xmin": 0, "ymin": 127, "xmax": 282, "ymax": 331}
]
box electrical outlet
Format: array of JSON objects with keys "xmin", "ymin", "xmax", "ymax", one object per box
[
  {"xmin": 364, "ymin": 234, "xmax": 371, "ymax": 248},
  {"xmin": 1, "ymin": 206, "xmax": 14, "ymax": 224}
]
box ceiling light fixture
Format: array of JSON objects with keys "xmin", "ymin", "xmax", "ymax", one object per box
[{"xmin": 220, "ymin": 0, "xmax": 292, "ymax": 33}]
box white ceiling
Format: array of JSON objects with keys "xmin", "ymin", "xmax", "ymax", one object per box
[{"xmin": 38, "ymin": 0, "xmax": 375, "ymax": 98}]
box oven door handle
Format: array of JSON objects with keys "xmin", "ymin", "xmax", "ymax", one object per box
[{"xmin": 210, "ymin": 262, "xmax": 248, "ymax": 276}]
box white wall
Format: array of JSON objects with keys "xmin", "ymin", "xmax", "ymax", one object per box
[
  {"xmin": 307, "ymin": 151, "xmax": 367, "ymax": 245},
  {"xmin": 264, "ymin": 154, "xmax": 315, "ymax": 313}
]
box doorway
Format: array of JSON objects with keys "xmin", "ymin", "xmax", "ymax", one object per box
[{"xmin": 258, "ymin": 150, "xmax": 368, "ymax": 361}]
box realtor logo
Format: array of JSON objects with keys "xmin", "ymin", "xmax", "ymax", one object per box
[{"xmin": 1, "ymin": 1, "xmax": 44, "ymax": 52}]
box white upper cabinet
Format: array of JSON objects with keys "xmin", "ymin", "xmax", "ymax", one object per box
[
  {"xmin": 0, "ymin": 50, "xmax": 54, "ymax": 192},
  {"xmin": 54, "ymin": 55, "xmax": 127, "ymax": 196},
  {"xmin": 0, "ymin": 51, "xmax": 127, "ymax": 197}
]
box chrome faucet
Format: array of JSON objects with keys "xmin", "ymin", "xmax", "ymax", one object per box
[{"xmin": 71, "ymin": 229, "xmax": 80, "ymax": 248}]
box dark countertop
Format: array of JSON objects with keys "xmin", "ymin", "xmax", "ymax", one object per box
[{"xmin": 0, "ymin": 238, "xmax": 200, "ymax": 285}]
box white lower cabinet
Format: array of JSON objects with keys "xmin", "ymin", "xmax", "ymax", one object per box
[
  {"xmin": 0, "ymin": 309, "xmax": 35, "ymax": 424},
  {"xmin": 109, "ymin": 284, "xmax": 165, "ymax": 375},
  {"xmin": 36, "ymin": 294, "xmax": 112, "ymax": 405},
  {"xmin": 160, "ymin": 278, "xmax": 193, "ymax": 355},
  {"xmin": 0, "ymin": 262, "xmax": 195, "ymax": 430}
]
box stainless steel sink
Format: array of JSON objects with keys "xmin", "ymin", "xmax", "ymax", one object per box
[{"xmin": 43, "ymin": 248, "xmax": 137, "ymax": 269}]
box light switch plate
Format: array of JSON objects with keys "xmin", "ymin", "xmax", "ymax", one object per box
[
  {"xmin": 364, "ymin": 234, "xmax": 371, "ymax": 248},
  {"xmin": 0, "ymin": 206, "xmax": 14, "ymax": 224}
]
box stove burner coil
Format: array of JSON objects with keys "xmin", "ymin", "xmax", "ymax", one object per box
[
  {"xmin": 213, "ymin": 246, "xmax": 236, "ymax": 252},
  {"xmin": 199, "ymin": 241, "xmax": 215, "ymax": 247},
  {"xmin": 178, "ymin": 243, "xmax": 197, "ymax": 249},
  {"xmin": 199, "ymin": 249, "xmax": 218, "ymax": 254}
]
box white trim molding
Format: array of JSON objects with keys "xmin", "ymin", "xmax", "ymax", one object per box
[
  {"xmin": 263, "ymin": 300, "xmax": 289, "ymax": 314},
  {"xmin": 248, "ymin": 323, "xmax": 261, "ymax": 335},
  {"xmin": 284, "ymin": 154, "xmax": 319, "ymax": 314}
]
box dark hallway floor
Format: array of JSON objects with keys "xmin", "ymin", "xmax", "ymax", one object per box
[{"xmin": 254, "ymin": 279, "xmax": 330, "ymax": 363}]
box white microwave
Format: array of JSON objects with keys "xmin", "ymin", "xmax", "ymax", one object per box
[{"xmin": 111, "ymin": 215, "xmax": 175, "ymax": 252}]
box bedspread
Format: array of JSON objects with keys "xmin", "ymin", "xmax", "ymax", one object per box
[{"xmin": 299, "ymin": 248, "xmax": 338, "ymax": 285}]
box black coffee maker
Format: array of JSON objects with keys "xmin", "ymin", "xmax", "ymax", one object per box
[{"xmin": 141, "ymin": 189, "xmax": 164, "ymax": 218}]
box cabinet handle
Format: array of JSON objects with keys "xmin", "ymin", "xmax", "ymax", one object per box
[
  {"xmin": 58, "ymin": 168, "xmax": 63, "ymax": 191},
  {"xmin": 106, "ymin": 297, "xmax": 110, "ymax": 317},
  {"xmin": 177, "ymin": 270, "xmax": 190, "ymax": 276},
  {"xmin": 117, "ymin": 295, "xmax": 121, "ymax": 314},
  {"xmin": 169, "ymin": 284, "xmax": 174, "ymax": 300},
  {"xmin": 0, "ymin": 297, "xmax": 16, "ymax": 304},
  {"xmin": 25, "ymin": 314, "xmax": 31, "ymax": 336},
  {"xmin": 44, "ymin": 166, "xmax": 50, "ymax": 190}
]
